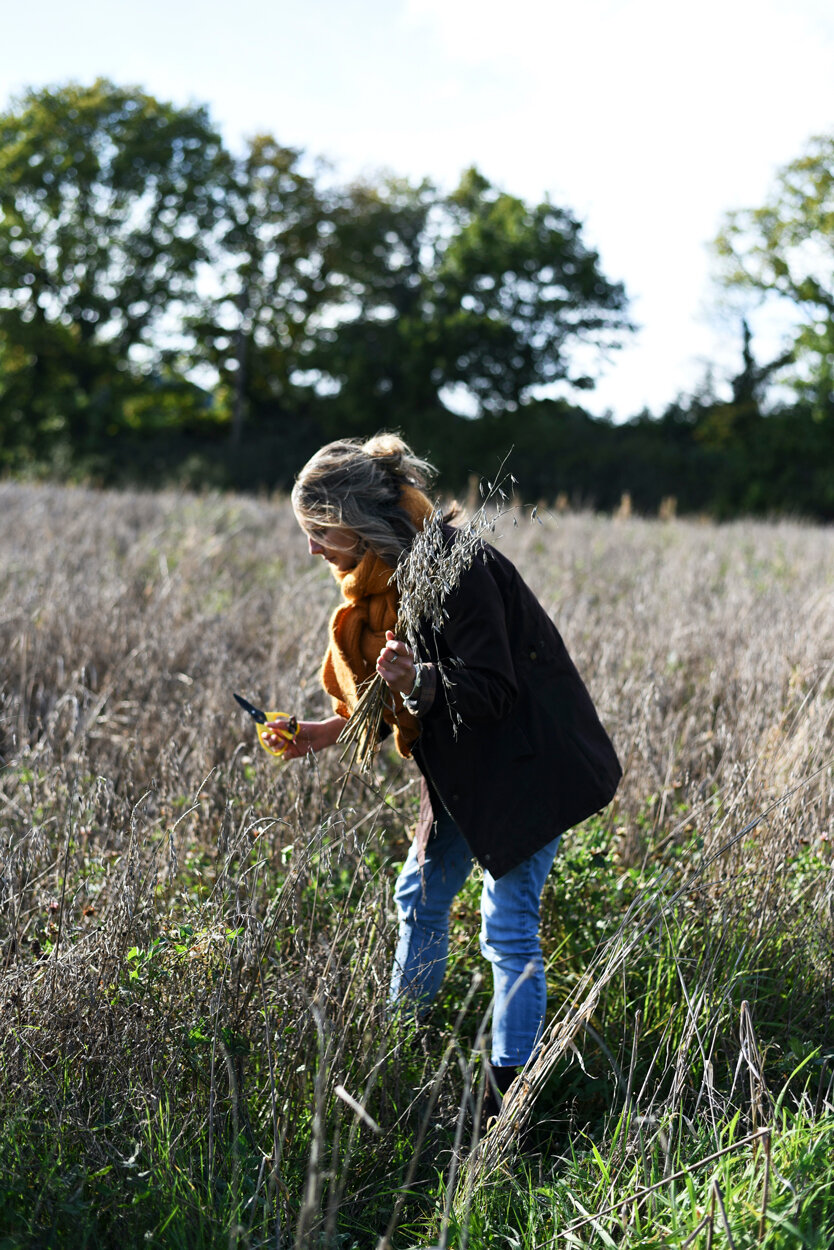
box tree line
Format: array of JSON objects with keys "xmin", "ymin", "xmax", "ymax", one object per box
[{"xmin": 1, "ymin": 80, "xmax": 833, "ymax": 517}]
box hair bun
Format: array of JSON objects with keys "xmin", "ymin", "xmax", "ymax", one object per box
[
  {"xmin": 362, "ymin": 433, "xmax": 433, "ymax": 488},
  {"xmin": 362, "ymin": 433, "xmax": 408, "ymax": 471}
]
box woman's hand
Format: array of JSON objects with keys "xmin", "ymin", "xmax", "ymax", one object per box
[
  {"xmin": 376, "ymin": 631, "xmax": 417, "ymax": 699},
  {"xmin": 265, "ymin": 715, "xmax": 346, "ymax": 758}
]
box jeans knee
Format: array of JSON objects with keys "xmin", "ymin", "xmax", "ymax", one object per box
[
  {"xmin": 395, "ymin": 861, "xmax": 460, "ymax": 932},
  {"xmin": 395, "ymin": 831, "xmax": 472, "ymax": 929},
  {"xmin": 480, "ymin": 933, "xmax": 543, "ymax": 966},
  {"xmin": 480, "ymin": 908, "xmax": 542, "ymax": 964}
]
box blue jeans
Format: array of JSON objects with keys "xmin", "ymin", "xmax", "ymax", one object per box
[{"xmin": 390, "ymin": 810, "xmax": 560, "ymax": 1067}]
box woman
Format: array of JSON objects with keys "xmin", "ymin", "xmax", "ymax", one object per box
[{"xmin": 269, "ymin": 433, "xmax": 621, "ymax": 1119}]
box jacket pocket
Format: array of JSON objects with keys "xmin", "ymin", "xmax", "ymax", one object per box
[{"xmin": 506, "ymin": 716, "xmax": 535, "ymax": 760}]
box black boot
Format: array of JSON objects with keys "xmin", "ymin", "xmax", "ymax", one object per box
[{"xmin": 480, "ymin": 1063, "xmax": 517, "ymax": 1134}]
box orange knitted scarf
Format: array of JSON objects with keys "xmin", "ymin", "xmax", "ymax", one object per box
[{"xmin": 321, "ymin": 486, "xmax": 434, "ymax": 758}]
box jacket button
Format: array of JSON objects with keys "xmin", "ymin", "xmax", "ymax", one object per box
[
  {"xmin": 530, "ymin": 649, "xmax": 537, "ymax": 660},
  {"xmin": 451, "ymin": 792, "xmax": 459, "ymax": 801}
]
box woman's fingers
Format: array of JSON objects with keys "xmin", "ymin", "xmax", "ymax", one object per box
[
  {"xmin": 261, "ymin": 716, "xmax": 297, "ymax": 755},
  {"xmin": 380, "ymin": 631, "xmax": 414, "ymax": 665},
  {"xmin": 261, "ymin": 718, "xmax": 301, "ymax": 754},
  {"xmin": 377, "ymin": 634, "xmax": 416, "ymax": 695}
]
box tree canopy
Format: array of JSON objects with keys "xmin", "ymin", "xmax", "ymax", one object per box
[
  {"xmin": 715, "ymin": 134, "xmax": 834, "ymax": 412},
  {"xmin": 307, "ymin": 168, "xmax": 631, "ymax": 437},
  {"xmin": 0, "ymin": 80, "xmax": 632, "ymax": 466},
  {"xmin": 0, "ymin": 79, "xmax": 227, "ymax": 451},
  {"xmin": 187, "ymin": 135, "xmax": 330, "ymax": 443}
]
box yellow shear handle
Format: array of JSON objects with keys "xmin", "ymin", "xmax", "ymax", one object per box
[{"xmin": 256, "ymin": 712, "xmax": 299, "ymax": 758}]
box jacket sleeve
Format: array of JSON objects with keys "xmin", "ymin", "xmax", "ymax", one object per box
[{"xmin": 418, "ymin": 550, "xmax": 518, "ymax": 725}]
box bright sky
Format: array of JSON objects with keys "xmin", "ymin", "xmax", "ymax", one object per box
[{"xmin": 4, "ymin": 0, "xmax": 834, "ymax": 418}]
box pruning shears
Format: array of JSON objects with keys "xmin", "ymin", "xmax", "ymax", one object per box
[{"xmin": 234, "ymin": 693, "xmax": 299, "ymax": 758}]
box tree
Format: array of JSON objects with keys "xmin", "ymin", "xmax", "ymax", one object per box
[
  {"xmin": 436, "ymin": 168, "xmax": 631, "ymax": 410},
  {"xmin": 0, "ymin": 79, "xmax": 227, "ymax": 454},
  {"xmin": 302, "ymin": 176, "xmax": 441, "ymax": 434},
  {"xmin": 715, "ymin": 135, "xmax": 834, "ymax": 413},
  {"xmin": 309, "ymin": 168, "xmax": 632, "ymax": 439},
  {"xmin": 187, "ymin": 135, "xmax": 330, "ymax": 444},
  {"xmin": 691, "ymin": 318, "xmax": 793, "ymax": 450}
]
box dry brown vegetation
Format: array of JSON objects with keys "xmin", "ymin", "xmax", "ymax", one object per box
[{"xmin": 1, "ymin": 481, "xmax": 833, "ymax": 1247}]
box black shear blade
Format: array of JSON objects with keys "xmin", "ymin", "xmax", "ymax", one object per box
[{"xmin": 234, "ymin": 692, "xmax": 267, "ymax": 724}]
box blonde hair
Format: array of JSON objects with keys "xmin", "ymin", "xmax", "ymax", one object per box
[{"xmin": 292, "ymin": 434, "xmax": 437, "ymax": 565}]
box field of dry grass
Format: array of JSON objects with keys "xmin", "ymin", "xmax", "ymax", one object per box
[{"xmin": 1, "ymin": 481, "xmax": 833, "ymax": 1248}]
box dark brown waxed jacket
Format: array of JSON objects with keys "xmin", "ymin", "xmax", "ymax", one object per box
[{"xmin": 409, "ymin": 531, "xmax": 621, "ymax": 879}]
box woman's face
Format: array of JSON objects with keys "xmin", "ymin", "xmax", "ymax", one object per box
[{"xmin": 302, "ymin": 524, "xmax": 361, "ymax": 572}]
